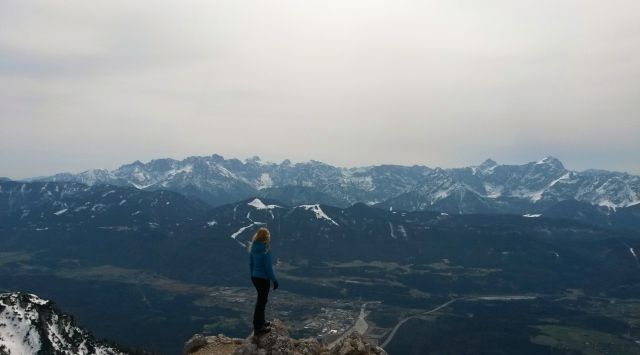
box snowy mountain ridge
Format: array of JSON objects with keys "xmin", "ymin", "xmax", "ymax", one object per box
[
  {"xmin": 0, "ymin": 180, "xmax": 209, "ymax": 230},
  {"xmin": 0, "ymin": 293, "xmax": 122, "ymax": 355},
  {"xmin": 29, "ymin": 155, "xmax": 640, "ymax": 213}
]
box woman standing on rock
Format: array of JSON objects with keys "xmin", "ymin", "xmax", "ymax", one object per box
[{"xmin": 249, "ymin": 227, "xmax": 279, "ymax": 336}]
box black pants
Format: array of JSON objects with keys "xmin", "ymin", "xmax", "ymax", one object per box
[{"xmin": 251, "ymin": 277, "xmax": 270, "ymax": 330}]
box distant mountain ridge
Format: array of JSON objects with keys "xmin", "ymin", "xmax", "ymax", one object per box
[
  {"xmin": 0, "ymin": 180, "xmax": 209, "ymax": 230},
  {"xmin": 378, "ymin": 156, "xmax": 640, "ymax": 214},
  {"xmin": 28, "ymin": 154, "xmax": 640, "ymax": 214}
]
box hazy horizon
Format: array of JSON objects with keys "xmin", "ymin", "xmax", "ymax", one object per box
[
  {"xmin": 2, "ymin": 1, "xmax": 639, "ymax": 178},
  {"xmin": 5, "ymin": 152, "xmax": 639, "ymax": 181}
]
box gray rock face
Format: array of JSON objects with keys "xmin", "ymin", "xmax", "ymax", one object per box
[{"xmin": 184, "ymin": 320, "xmax": 387, "ymax": 355}]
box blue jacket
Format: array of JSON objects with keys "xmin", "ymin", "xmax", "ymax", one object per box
[{"xmin": 250, "ymin": 241, "xmax": 277, "ymax": 281}]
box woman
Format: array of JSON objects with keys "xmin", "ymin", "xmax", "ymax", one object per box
[{"xmin": 249, "ymin": 227, "xmax": 279, "ymax": 336}]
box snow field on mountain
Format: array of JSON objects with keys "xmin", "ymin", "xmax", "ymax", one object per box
[
  {"xmin": 297, "ymin": 204, "xmax": 339, "ymax": 226},
  {"xmin": 247, "ymin": 198, "xmax": 280, "ymax": 210}
]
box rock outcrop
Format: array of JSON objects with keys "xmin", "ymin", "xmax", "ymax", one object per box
[
  {"xmin": 0, "ymin": 292, "xmax": 123, "ymax": 355},
  {"xmin": 184, "ymin": 320, "xmax": 387, "ymax": 355}
]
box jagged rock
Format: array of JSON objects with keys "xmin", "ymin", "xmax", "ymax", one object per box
[
  {"xmin": 184, "ymin": 319, "xmax": 387, "ymax": 355},
  {"xmin": 234, "ymin": 320, "xmax": 319, "ymax": 355},
  {"xmin": 183, "ymin": 334, "xmax": 209, "ymax": 355},
  {"xmin": 0, "ymin": 292, "xmax": 123, "ymax": 355},
  {"xmin": 185, "ymin": 334, "xmax": 245, "ymax": 355},
  {"xmin": 330, "ymin": 333, "xmax": 386, "ymax": 355}
]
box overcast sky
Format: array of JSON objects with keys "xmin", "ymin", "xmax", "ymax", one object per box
[{"xmin": 1, "ymin": 0, "xmax": 639, "ymax": 178}]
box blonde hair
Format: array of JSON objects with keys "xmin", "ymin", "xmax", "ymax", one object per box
[
  {"xmin": 254, "ymin": 227, "xmax": 270, "ymax": 244},
  {"xmin": 248, "ymin": 227, "xmax": 271, "ymax": 252}
]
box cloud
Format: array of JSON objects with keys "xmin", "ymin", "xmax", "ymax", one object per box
[{"xmin": 1, "ymin": 0, "xmax": 639, "ymax": 178}]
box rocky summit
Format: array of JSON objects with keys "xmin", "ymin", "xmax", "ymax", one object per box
[{"xmin": 183, "ymin": 319, "xmax": 387, "ymax": 355}]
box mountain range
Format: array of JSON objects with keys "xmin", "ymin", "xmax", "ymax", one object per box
[
  {"xmin": 3, "ymin": 154, "xmax": 640, "ymax": 353},
  {"xmin": 25, "ymin": 155, "xmax": 640, "ymax": 216},
  {"xmin": 2, "ymin": 177, "xmax": 640, "ymax": 352}
]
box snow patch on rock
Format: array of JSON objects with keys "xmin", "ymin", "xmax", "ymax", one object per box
[
  {"xmin": 247, "ymin": 198, "xmax": 280, "ymax": 210},
  {"xmin": 297, "ymin": 204, "xmax": 339, "ymax": 226},
  {"xmin": 53, "ymin": 208, "xmax": 68, "ymax": 216},
  {"xmin": 257, "ymin": 173, "xmax": 273, "ymax": 189},
  {"xmin": 0, "ymin": 293, "xmax": 122, "ymax": 355}
]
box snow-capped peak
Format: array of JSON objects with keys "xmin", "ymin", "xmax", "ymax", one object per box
[
  {"xmin": 28, "ymin": 153, "xmax": 639, "ymax": 212},
  {"xmin": 247, "ymin": 198, "xmax": 280, "ymax": 210},
  {"xmin": 535, "ymin": 156, "xmax": 565, "ymax": 169}
]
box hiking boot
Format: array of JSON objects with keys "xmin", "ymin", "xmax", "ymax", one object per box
[{"xmin": 254, "ymin": 326, "xmax": 271, "ymax": 336}]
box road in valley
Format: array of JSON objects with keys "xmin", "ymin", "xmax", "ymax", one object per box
[
  {"xmin": 380, "ymin": 298, "xmax": 457, "ymax": 348},
  {"xmin": 380, "ymin": 295, "xmax": 538, "ymax": 348},
  {"xmin": 328, "ymin": 294, "xmax": 537, "ymax": 350}
]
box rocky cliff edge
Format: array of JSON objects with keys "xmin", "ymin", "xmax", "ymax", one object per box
[{"xmin": 183, "ymin": 319, "xmax": 388, "ymax": 355}]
